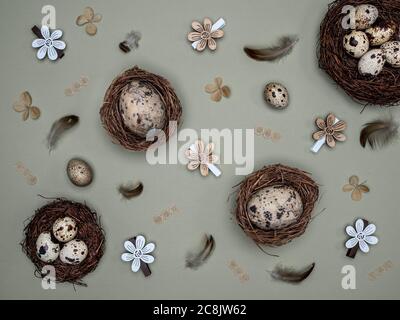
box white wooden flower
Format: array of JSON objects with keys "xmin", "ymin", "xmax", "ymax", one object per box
[
  {"xmin": 32, "ymin": 25, "xmax": 66, "ymax": 61},
  {"xmin": 345, "ymin": 219, "xmax": 378, "ymax": 253},
  {"xmin": 121, "ymin": 235, "xmax": 155, "ymax": 272}
]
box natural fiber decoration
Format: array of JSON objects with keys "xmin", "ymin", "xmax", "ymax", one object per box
[
  {"xmin": 21, "ymin": 199, "xmax": 105, "ymax": 286},
  {"xmin": 235, "ymin": 164, "xmax": 319, "ymax": 247},
  {"xmin": 319, "ymin": 0, "xmax": 400, "ymax": 106},
  {"xmin": 100, "ymin": 66, "xmax": 182, "ymax": 151}
]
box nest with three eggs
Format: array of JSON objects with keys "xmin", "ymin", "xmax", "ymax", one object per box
[
  {"xmin": 235, "ymin": 164, "xmax": 319, "ymax": 247},
  {"xmin": 21, "ymin": 199, "xmax": 105, "ymax": 286},
  {"xmin": 100, "ymin": 66, "xmax": 182, "ymax": 151},
  {"xmin": 319, "ymin": 0, "xmax": 400, "ymax": 106}
]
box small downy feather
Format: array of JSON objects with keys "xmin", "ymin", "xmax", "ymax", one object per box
[
  {"xmin": 270, "ymin": 262, "xmax": 315, "ymax": 284},
  {"xmin": 118, "ymin": 181, "xmax": 143, "ymax": 199},
  {"xmin": 360, "ymin": 118, "xmax": 399, "ymax": 149},
  {"xmin": 185, "ymin": 234, "xmax": 215, "ymax": 270},
  {"xmin": 47, "ymin": 115, "xmax": 79, "ymax": 152},
  {"xmin": 244, "ymin": 36, "xmax": 299, "ymax": 62}
]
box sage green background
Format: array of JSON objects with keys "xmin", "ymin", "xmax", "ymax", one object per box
[{"xmin": 0, "ymin": 0, "xmax": 399, "ymax": 300}]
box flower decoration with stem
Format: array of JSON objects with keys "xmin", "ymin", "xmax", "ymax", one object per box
[
  {"xmin": 345, "ymin": 219, "xmax": 378, "ymax": 258},
  {"xmin": 343, "ymin": 175, "xmax": 370, "ymax": 201},
  {"xmin": 13, "ymin": 91, "xmax": 40, "ymax": 121},
  {"xmin": 313, "ymin": 113, "xmax": 347, "ymax": 148},
  {"xmin": 205, "ymin": 77, "xmax": 231, "ymax": 102},
  {"xmin": 121, "ymin": 235, "xmax": 155, "ymax": 273},
  {"xmin": 76, "ymin": 7, "xmax": 102, "ymax": 36},
  {"xmin": 32, "ymin": 25, "xmax": 66, "ymax": 61},
  {"xmin": 188, "ymin": 18, "xmax": 225, "ymax": 51},
  {"xmin": 185, "ymin": 140, "xmax": 220, "ymax": 177}
]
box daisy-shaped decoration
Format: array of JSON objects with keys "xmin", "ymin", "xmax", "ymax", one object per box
[
  {"xmin": 313, "ymin": 113, "xmax": 347, "ymax": 148},
  {"xmin": 76, "ymin": 7, "xmax": 102, "ymax": 36},
  {"xmin": 32, "ymin": 25, "xmax": 66, "ymax": 61},
  {"xmin": 345, "ymin": 218, "xmax": 378, "ymax": 258},
  {"xmin": 205, "ymin": 77, "xmax": 231, "ymax": 102},
  {"xmin": 185, "ymin": 140, "xmax": 220, "ymax": 177},
  {"xmin": 343, "ymin": 175, "xmax": 370, "ymax": 201},
  {"xmin": 121, "ymin": 235, "xmax": 155, "ymax": 273},
  {"xmin": 188, "ymin": 18, "xmax": 225, "ymax": 51}
]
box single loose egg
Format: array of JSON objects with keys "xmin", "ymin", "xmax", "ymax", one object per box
[
  {"xmin": 119, "ymin": 80, "xmax": 166, "ymax": 138},
  {"xmin": 365, "ymin": 21, "xmax": 396, "ymax": 46},
  {"xmin": 247, "ymin": 185, "xmax": 303, "ymax": 231},
  {"xmin": 343, "ymin": 31, "xmax": 369, "ymax": 58},
  {"xmin": 52, "ymin": 217, "xmax": 78, "ymax": 243},
  {"xmin": 264, "ymin": 83, "xmax": 289, "ymax": 109},
  {"xmin": 60, "ymin": 239, "xmax": 88, "ymax": 265},
  {"xmin": 382, "ymin": 41, "xmax": 400, "ymax": 68},
  {"xmin": 36, "ymin": 232, "xmax": 60, "ymax": 263},
  {"xmin": 358, "ymin": 49, "xmax": 386, "ymax": 76},
  {"xmin": 355, "ymin": 5, "xmax": 379, "ymax": 30},
  {"xmin": 67, "ymin": 158, "xmax": 93, "ymax": 187}
]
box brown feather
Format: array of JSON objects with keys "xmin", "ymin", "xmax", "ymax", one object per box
[
  {"xmin": 360, "ymin": 118, "xmax": 399, "ymax": 149},
  {"xmin": 47, "ymin": 115, "xmax": 79, "ymax": 151},
  {"xmin": 118, "ymin": 182, "xmax": 143, "ymax": 199},
  {"xmin": 185, "ymin": 234, "xmax": 215, "ymax": 270},
  {"xmin": 271, "ymin": 263, "xmax": 315, "ymax": 284},
  {"xmin": 244, "ymin": 36, "xmax": 299, "ymax": 61}
]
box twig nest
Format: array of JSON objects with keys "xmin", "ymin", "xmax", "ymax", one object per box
[
  {"xmin": 319, "ymin": 0, "xmax": 400, "ymax": 106},
  {"xmin": 247, "ymin": 186, "xmax": 303, "ymax": 231},
  {"xmin": 100, "ymin": 66, "xmax": 182, "ymax": 151},
  {"xmin": 21, "ymin": 198, "xmax": 105, "ymax": 286},
  {"xmin": 119, "ymin": 80, "xmax": 166, "ymax": 137},
  {"xmin": 264, "ymin": 83, "xmax": 289, "ymax": 109},
  {"xmin": 67, "ymin": 158, "xmax": 93, "ymax": 187},
  {"xmin": 235, "ymin": 164, "xmax": 319, "ymax": 247}
]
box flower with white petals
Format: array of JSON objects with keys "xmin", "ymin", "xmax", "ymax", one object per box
[
  {"xmin": 32, "ymin": 25, "xmax": 66, "ymax": 61},
  {"xmin": 345, "ymin": 219, "xmax": 378, "ymax": 253},
  {"xmin": 121, "ymin": 235, "xmax": 155, "ymax": 272}
]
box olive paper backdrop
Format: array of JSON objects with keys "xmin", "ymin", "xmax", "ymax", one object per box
[{"xmin": 0, "ymin": 0, "xmax": 399, "ymax": 300}]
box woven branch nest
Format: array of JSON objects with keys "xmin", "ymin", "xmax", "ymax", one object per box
[
  {"xmin": 100, "ymin": 66, "xmax": 182, "ymax": 151},
  {"xmin": 21, "ymin": 198, "xmax": 105, "ymax": 286},
  {"xmin": 235, "ymin": 164, "xmax": 319, "ymax": 247},
  {"xmin": 319, "ymin": 0, "xmax": 400, "ymax": 107}
]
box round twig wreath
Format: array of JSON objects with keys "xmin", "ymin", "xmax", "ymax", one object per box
[
  {"xmin": 235, "ymin": 164, "xmax": 319, "ymax": 247},
  {"xmin": 319, "ymin": 0, "xmax": 400, "ymax": 107},
  {"xmin": 21, "ymin": 198, "xmax": 105, "ymax": 286},
  {"xmin": 100, "ymin": 66, "xmax": 182, "ymax": 151}
]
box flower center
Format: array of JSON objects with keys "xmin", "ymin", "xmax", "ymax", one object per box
[
  {"xmin": 201, "ymin": 31, "xmax": 210, "ymax": 40},
  {"xmin": 133, "ymin": 249, "xmax": 143, "ymax": 258},
  {"xmin": 356, "ymin": 233, "xmax": 365, "ymax": 241},
  {"xmin": 199, "ymin": 153, "xmax": 209, "ymax": 164},
  {"xmin": 45, "ymin": 38, "xmax": 53, "ymax": 47},
  {"xmin": 325, "ymin": 127, "xmax": 334, "ymax": 135}
]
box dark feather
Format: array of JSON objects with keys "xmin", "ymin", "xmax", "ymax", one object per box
[
  {"xmin": 185, "ymin": 234, "xmax": 215, "ymax": 270},
  {"xmin": 118, "ymin": 182, "xmax": 143, "ymax": 199},
  {"xmin": 244, "ymin": 36, "xmax": 299, "ymax": 62},
  {"xmin": 271, "ymin": 263, "xmax": 315, "ymax": 284},
  {"xmin": 47, "ymin": 115, "xmax": 79, "ymax": 151},
  {"xmin": 360, "ymin": 118, "xmax": 399, "ymax": 149}
]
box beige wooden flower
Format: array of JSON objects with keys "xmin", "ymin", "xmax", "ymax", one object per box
[
  {"xmin": 13, "ymin": 91, "xmax": 40, "ymax": 121},
  {"xmin": 185, "ymin": 140, "xmax": 218, "ymax": 177},
  {"xmin": 313, "ymin": 113, "xmax": 347, "ymax": 148},
  {"xmin": 205, "ymin": 77, "xmax": 231, "ymax": 102},
  {"xmin": 76, "ymin": 7, "xmax": 102, "ymax": 36},
  {"xmin": 188, "ymin": 18, "xmax": 224, "ymax": 51},
  {"xmin": 343, "ymin": 175, "xmax": 370, "ymax": 201}
]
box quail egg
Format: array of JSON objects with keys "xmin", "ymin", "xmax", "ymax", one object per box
[
  {"xmin": 343, "ymin": 31, "xmax": 369, "ymax": 58},
  {"xmin": 264, "ymin": 83, "xmax": 289, "ymax": 109},
  {"xmin": 36, "ymin": 232, "xmax": 60, "ymax": 263},
  {"xmin": 60, "ymin": 239, "xmax": 88, "ymax": 265},
  {"xmin": 382, "ymin": 41, "xmax": 400, "ymax": 68},
  {"xmin": 67, "ymin": 158, "xmax": 93, "ymax": 187},
  {"xmin": 52, "ymin": 216, "xmax": 78, "ymax": 243},
  {"xmin": 355, "ymin": 4, "xmax": 379, "ymax": 30},
  {"xmin": 358, "ymin": 49, "xmax": 386, "ymax": 76}
]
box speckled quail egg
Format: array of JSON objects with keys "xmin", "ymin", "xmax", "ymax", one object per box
[
  {"xmin": 119, "ymin": 80, "xmax": 166, "ymax": 138},
  {"xmin": 52, "ymin": 216, "xmax": 78, "ymax": 243},
  {"xmin": 382, "ymin": 41, "xmax": 400, "ymax": 68},
  {"xmin": 246, "ymin": 185, "xmax": 303, "ymax": 231},
  {"xmin": 67, "ymin": 158, "xmax": 93, "ymax": 187},
  {"xmin": 355, "ymin": 4, "xmax": 379, "ymax": 30},
  {"xmin": 264, "ymin": 83, "xmax": 289, "ymax": 109},
  {"xmin": 365, "ymin": 21, "xmax": 396, "ymax": 46},
  {"xmin": 36, "ymin": 232, "xmax": 60, "ymax": 263},
  {"xmin": 60, "ymin": 239, "xmax": 88, "ymax": 265},
  {"xmin": 343, "ymin": 31, "xmax": 369, "ymax": 58},
  {"xmin": 358, "ymin": 49, "xmax": 386, "ymax": 76}
]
